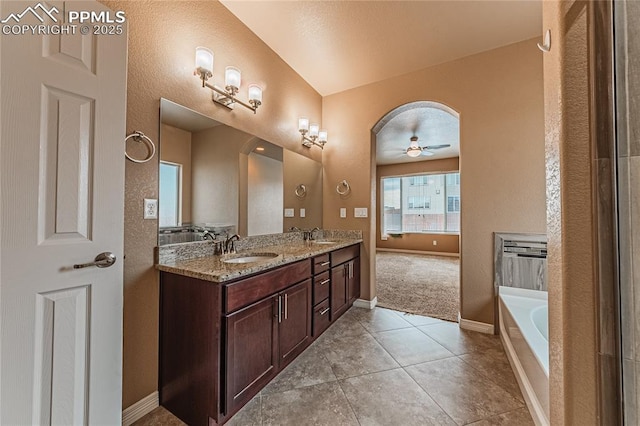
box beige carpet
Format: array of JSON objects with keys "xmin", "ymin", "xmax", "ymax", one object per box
[{"xmin": 375, "ymin": 251, "xmax": 460, "ymax": 322}]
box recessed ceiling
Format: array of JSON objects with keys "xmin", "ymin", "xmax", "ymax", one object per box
[
  {"xmin": 220, "ymin": 0, "xmax": 542, "ymax": 96},
  {"xmin": 376, "ymin": 105, "xmax": 459, "ymax": 165}
]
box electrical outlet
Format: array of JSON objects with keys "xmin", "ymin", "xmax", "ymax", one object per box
[
  {"xmin": 433, "ymin": 240, "xmax": 438, "ymax": 246},
  {"xmin": 284, "ymin": 208, "xmax": 295, "ymax": 218},
  {"xmin": 144, "ymin": 198, "xmax": 158, "ymax": 219},
  {"xmin": 340, "ymin": 208, "xmax": 347, "ymax": 218},
  {"xmin": 300, "ymin": 208, "xmax": 306, "ymax": 218},
  {"xmin": 354, "ymin": 207, "xmax": 368, "ymax": 218}
]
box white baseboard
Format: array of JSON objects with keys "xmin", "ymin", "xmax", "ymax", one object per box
[
  {"xmin": 354, "ymin": 297, "xmax": 378, "ymax": 309},
  {"xmin": 458, "ymin": 313, "xmax": 495, "ymax": 334},
  {"xmin": 122, "ymin": 391, "xmax": 159, "ymax": 426},
  {"xmin": 376, "ymin": 248, "xmax": 459, "ymax": 257}
]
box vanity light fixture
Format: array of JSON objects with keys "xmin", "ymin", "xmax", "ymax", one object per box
[
  {"xmin": 299, "ymin": 117, "xmax": 328, "ymax": 149},
  {"xmin": 194, "ymin": 47, "xmax": 263, "ymax": 114}
]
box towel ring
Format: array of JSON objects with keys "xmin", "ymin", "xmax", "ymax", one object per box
[
  {"xmin": 125, "ymin": 131, "xmax": 156, "ymax": 163},
  {"xmin": 295, "ymin": 184, "xmax": 307, "ymax": 198},
  {"xmin": 336, "ymin": 180, "xmax": 350, "ymax": 196}
]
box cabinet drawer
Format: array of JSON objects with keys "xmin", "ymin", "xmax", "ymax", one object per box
[
  {"xmin": 312, "ymin": 254, "xmax": 331, "ymax": 274},
  {"xmin": 330, "ymin": 244, "xmax": 359, "ymax": 266},
  {"xmin": 313, "ymin": 298, "xmax": 331, "ymax": 336},
  {"xmin": 313, "ymin": 271, "xmax": 330, "ymax": 304},
  {"xmin": 224, "ymin": 260, "xmax": 311, "ymax": 313}
]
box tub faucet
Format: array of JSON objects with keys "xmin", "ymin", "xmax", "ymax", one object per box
[{"xmin": 224, "ymin": 234, "xmax": 240, "ymax": 254}]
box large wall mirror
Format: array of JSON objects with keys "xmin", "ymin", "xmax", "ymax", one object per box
[{"xmin": 158, "ymin": 98, "xmax": 322, "ymax": 245}]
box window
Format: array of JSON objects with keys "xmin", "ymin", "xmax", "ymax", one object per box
[
  {"xmin": 446, "ymin": 173, "xmax": 460, "ymax": 185},
  {"xmin": 409, "ymin": 176, "xmax": 429, "ymax": 186},
  {"xmin": 408, "ymin": 196, "xmax": 430, "ymax": 209},
  {"xmin": 447, "ymin": 196, "xmax": 460, "ymax": 212},
  {"xmin": 381, "ymin": 172, "xmax": 460, "ymax": 235},
  {"xmin": 159, "ymin": 161, "xmax": 182, "ymax": 227}
]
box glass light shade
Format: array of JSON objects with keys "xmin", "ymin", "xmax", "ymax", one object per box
[
  {"xmin": 309, "ymin": 124, "xmax": 320, "ymax": 138},
  {"xmin": 318, "ymin": 130, "xmax": 328, "ymax": 143},
  {"xmin": 298, "ymin": 117, "xmax": 309, "ymax": 132},
  {"xmin": 195, "ymin": 47, "xmax": 213, "ymax": 73},
  {"xmin": 248, "ymin": 84, "xmax": 263, "ymax": 103},
  {"xmin": 406, "ymin": 146, "xmax": 422, "ymax": 157},
  {"xmin": 225, "ymin": 66, "xmax": 241, "ymax": 89}
]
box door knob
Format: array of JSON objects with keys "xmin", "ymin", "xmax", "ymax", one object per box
[{"xmin": 73, "ymin": 252, "xmax": 116, "ymax": 269}]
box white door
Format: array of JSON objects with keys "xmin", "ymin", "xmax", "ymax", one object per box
[{"xmin": 1, "ymin": 1, "xmax": 127, "ymax": 424}]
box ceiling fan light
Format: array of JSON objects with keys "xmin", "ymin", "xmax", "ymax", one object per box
[{"xmin": 406, "ymin": 147, "xmax": 422, "ymax": 157}]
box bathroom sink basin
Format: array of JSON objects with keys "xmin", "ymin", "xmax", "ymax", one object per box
[
  {"xmin": 222, "ymin": 252, "xmax": 279, "ymax": 264},
  {"xmin": 312, "ymin": 241, "xmax": 337, "ymax": 245}
]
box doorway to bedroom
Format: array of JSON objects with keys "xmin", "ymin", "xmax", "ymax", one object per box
[{"xmin": 373, "ymin": 101, "xmax": 461, "ymax": 322}]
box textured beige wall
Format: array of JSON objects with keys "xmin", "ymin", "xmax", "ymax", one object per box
[
  {"xmin": 160, "ymin": 124, "xmax": 192, "ymax": 224},
  {"xmin": 247, "ymin": 153, "xmax": 283, "ymax": 235},
  {"xmin": 543, "ymin": 1, "xmax": 598, "ymax": 423},
  {"xmin": 283, "ymin": 150, "xmax": 323, "ymax": 231},
  {"xmin": 100, "ymin": 0, "xmax": 322, "ymax": 408},
  {"xmin": 323, "ymin": 38, "xmax": 546, "ymax": 320},
  {"xmin": 376, "ymin": 157, "xmax": 460, "ymax": 254},
  {"xmin": 191, "ymin": 125, "xmax": 252, "ymax": 227}
]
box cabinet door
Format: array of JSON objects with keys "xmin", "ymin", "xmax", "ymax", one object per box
[
  {"xmin": 225, "ymin": 296, "xmax": 278, "ymax": 414},
  {"xmin": 331, "ymin": 266, "xmax": 348, "ymax": 320},
  {"xmin": 348, "ymin": 258, "xmax": 361, "ymax": 303},
  {"xmin": 278, "ymin": 279, "xmax": 312, "ymax": 366}
]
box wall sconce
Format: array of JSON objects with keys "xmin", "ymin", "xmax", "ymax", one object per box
[
  {"xmin": 298, "ymin": 117, "xmax": 327, "ymax": 149},
  {"xmin": 194, "ymin": 47, "xmax": 263, "ymax": 114}
]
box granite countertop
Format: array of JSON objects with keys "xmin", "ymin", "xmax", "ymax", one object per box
[{"xmin": 156, "ymin": 238, "xmax": 362, "ymax": 283}]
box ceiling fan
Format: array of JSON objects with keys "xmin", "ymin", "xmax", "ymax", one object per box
[{"xmin": 406, "ymin": 136, "xmax": 450, "ymax": 157}]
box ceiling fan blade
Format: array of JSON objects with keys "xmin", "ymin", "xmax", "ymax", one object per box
[
  {"xmin": 420, "ymin": 150, "xmax": 435, "ymax": 157},
  {"xmin": 423, "ymin": 144, "xmax": 450, "ymax": 150}
]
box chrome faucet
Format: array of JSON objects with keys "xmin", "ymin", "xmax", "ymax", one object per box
[
  {"xmin": 224, "ymin": 234, "xmax": 240, "ymax": 254},
  {"xmin": 309, "ymin": 227, "xmax": 321, "ymax": 241},
  {"xmin": 193, "ymin": 226, "xmax": 216, "ymax": 241}
]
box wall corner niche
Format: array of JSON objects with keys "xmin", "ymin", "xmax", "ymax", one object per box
[{"xmin": 158, "ymin": 98, "xmax": 322, "ymax": 245}]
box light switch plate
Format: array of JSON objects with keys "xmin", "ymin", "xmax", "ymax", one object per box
[
  {"xmin": 144, "ymin": 198, "xmax": 158, "ymax": 219},
  {"xmin": 340, "ymin": 208, "xmax": 347, "ymax": 218},
  {"xmin": 354, "ymin": 207, "xmax": 368, "ymax": 218},
  {"xmin": 300, "ymin": 208, "xmax": 306, "ymax": 218},
  {"xmin": 284, "ymin": 208, "xmax": 295, "ymax": 218}
]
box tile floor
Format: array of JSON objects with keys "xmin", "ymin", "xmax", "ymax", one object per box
[{"xmin": 135, "ymin": 307, "xmax": 533, "ymax": 426}]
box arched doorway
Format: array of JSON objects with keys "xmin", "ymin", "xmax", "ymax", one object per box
[{"xmin": 371, "ymin": 101, "xmax": 461, "ymax": 321}]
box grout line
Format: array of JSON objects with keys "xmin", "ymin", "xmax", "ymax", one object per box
[
  {"xmin": 335, "ymin": 377, "xmax": 363, "ymax": 425},
  {"xmin": 459, "ymin": 405, "xmax": 529, "ymax": 425},
  {"xmin": 402, "ymin": 363, "xmax": 459, "ymax": 426},
  {"xmin": 455, "ymin": 354, "xmax": 526, "ymax": 404}
]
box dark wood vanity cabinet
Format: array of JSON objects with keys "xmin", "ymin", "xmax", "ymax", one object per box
[
  {"xmin": 159, "ymin": 244, "xmax": 360, "ymax": 426},
  {"xmin": 224, "ymin": 278, "xmax": 311, "ymax": 415},
  {"xmin": 311, "ymin": 253, "xmax": 331, "ymax": 336},
  {"xmin": 159, "ymin": 273, "xmax": 222, "ymax": 426},
  {"xmin": 330, "ymin": 244, "xmax": 361, "ymax": 320},
  {"xmin": 224, "ymin": 295, "xmax": 277, "ymax": 415},
  {"xmin": 222, "ymin": 260, "xmax": 312, "ymax": 416},
  {"xmin": 277, "ymin": 279, "xmax": 312, "ymax": 364}
]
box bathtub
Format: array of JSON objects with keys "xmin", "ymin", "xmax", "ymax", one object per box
[{"xmin": 498, "ymin": 286, "xmax": 549, "ymax": 426}]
